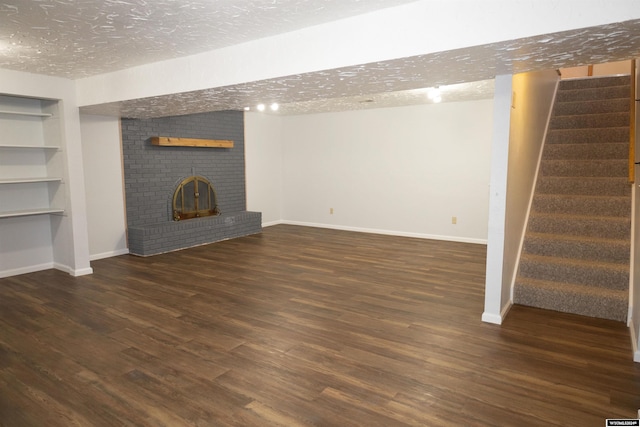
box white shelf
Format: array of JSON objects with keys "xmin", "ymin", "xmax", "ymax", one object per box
[
  {"xmin": 0, "ymin": 144, "xmax": 60, "ymax": 150},
  {"xmin": 0, "ymin": 95, "xmax": 64, "ymax": 225},
  {"xmin": 0, "ymin": 208, "xmax": 64, "ymax": 219},
  {"xmin": 0, "ymin": 177, "xmax": 63, "ymax": 184},
  {"xmin": 0, "ymin": 110, "xmax": 52, "ymax": 118}
]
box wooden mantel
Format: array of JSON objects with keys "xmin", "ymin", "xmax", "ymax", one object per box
[{"xmin": 151, "ymin": 137, "xmax": 234, "ymax": 148}]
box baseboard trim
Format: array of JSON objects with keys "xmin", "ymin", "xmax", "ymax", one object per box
[
  {"xmin": 482, "ymin": 301, "xmax": 513, "ymax": 325},
  {"xmin": 280, "ymin": 221, "xmax": 488, "ymax": 245},
  {"xmin": 53, "ymin": 263, "xmax": 94, "ymax": 277},
  {"xmin": 71, "ymin": 267, "xmax": 94, "ymax": 277},
  {"xmin": 262, "ymin": 220, "xmax": 284, "ymax": 228},
  {"xmin": 482, "ymin": 312, "xmax": 503, "ymax": 325},
  {"xmin": 89, "ymin": 248, "xmax": 130, "ymax": 261},
  {"xmin": 631, "ymin": 318, "xmax": 640, "ymax": 363},
  {"xmin": 501, "ymin": 300, "xmax": 513, "ymax": 321},
  {"xmin": 0, "ymin": 262, "xmax": 55, "ymax": 279}
]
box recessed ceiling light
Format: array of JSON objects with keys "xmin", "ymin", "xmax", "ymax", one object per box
[
  {"xmin": 256, "ymin": 104, "xmax": 265, "ymax": 112},
  {"xmin": 427, "ymin": 87, "xmax": 442, "ymax": 103},
  {"xmin": 270, "ymin": 103, "xmax": 279, "ymax": 111},
  {"xmin": 244, "ymin": 106, "xmax": 250, "ymax": 111}
]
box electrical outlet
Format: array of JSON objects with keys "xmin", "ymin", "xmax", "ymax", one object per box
[
  {"xmin": 452, "ymin": 216, "xmax": 457, "ymax": 224},
  {"xmin": 330, "ymin": 208, "xmax": 334, "ymax": 215}
]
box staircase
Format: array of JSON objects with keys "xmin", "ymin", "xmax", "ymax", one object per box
[{"xmin": 513, "ymin": 75, "xmax": 632, "ymax": 322}]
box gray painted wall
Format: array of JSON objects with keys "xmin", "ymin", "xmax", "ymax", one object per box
[{"xmin": 121, "ymin": 110, "xmax": 246, "ymax": 228}]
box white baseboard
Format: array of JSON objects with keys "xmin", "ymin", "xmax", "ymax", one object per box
[
  {"xmin": 89, "ymin": 248, "xmax": 129, "ymax": 261},
  {"xmin": 482, "ymin": 312, "xmax": 503, "ymax": 325},
  {"xmin": 0, "ymin": 262, "xmax": 54, "ymax": 279},
  {"xmin": 279, "ymin": 220, "xmax": 488, "ymax": 245},
  {"xmin": 71, "ymin": 267, "xmax": 94, "ymax": 277},
  {"xmin": 0, "ymin": 262, "xmax": 93, "ymax": 279},
  {"xmin": 262, "ymin": 220, "xmax": 284, "ymax": 228},
  {"xmin": 53, "ymin": 263, "xmax": 93, "ymax": 277},
  {"xmin": 482, "ymin": 301, "xmax": 513, "ymax": 325},
  {"xmin": 631, "ymin": 318, "xmax": 640, "ymax": 363}
]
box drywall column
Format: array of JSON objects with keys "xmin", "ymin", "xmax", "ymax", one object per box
[
  {"xmin": 80, "ymin": 115, "xmax": 129, "ymax": 260},
  {"xmin": 483, "ymin": 74, "xmax": 513, "ymax": 324},
  {"xmin": 244, "ymin": 112, "xmax": 284, "ymax": 226}
]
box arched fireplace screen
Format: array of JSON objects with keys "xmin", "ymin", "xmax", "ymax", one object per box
[{"xmin": 172, "ymin": 176, "xmax": 221, "ymax": 221}]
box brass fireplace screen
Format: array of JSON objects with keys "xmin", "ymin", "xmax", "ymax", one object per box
[{"xmin": 172, "ymin": 176, "xmax": 221, "ymax": 221}]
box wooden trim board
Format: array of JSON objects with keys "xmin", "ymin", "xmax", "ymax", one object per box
[{"xmin": 151, "ymin": 137, "xmax": 234, "ymax": 148}]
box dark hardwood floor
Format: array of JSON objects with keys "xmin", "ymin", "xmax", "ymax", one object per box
[{"xmin": 0, "ymin": 224, "xmax": 638, "ymax": 426}]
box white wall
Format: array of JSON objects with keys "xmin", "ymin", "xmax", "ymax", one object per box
[
  {"xmin": 244, "ymin": 113, "xmax": 284, "ymax": 225},
  {"xmin": 79, "ymin": 115, "xmax": 128, "ymax": 260},
  {"xmin": 504, "ymin": 70, "xmax": 560, "ymax": 302},
  {"xmin": 483, "ymin": 70, "xmax": 559, "ymax": 324},
  {"xmin": 278, "ymin": 100, "xmax": 493, "ymax": 242}
]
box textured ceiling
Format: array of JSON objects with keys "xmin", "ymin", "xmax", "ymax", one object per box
[
  {"xmin": 79, "ymin": 20, "xmax": 640, "ymax": 118},
  {"xmin": 0, "ymin": 0, "xmax": 418, "ymax": 79},
  {"xmin": 2, "ymin": 1, "xmax": 640, "ymax": 117}
]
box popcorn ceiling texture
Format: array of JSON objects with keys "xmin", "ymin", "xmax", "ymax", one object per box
[
  {"xmin": 3, "ymin": 1, "xmax": 640, "ymax": 118},
  {"xmin": 0, "ymin": 0, "xmax": 417, "ymax": 78},
  {"xmin": 79, "ymin": 21, "xmax": 640, "ymax": 119}
]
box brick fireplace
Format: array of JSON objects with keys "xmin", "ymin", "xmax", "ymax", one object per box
[{"xmin": 121, "ymin": 110, "xmax": 261, "ymax": 256}]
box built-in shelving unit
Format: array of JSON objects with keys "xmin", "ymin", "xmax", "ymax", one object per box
[
  {"xmin": 0, "ymin": 94, "xmax": 65, "ymax": 219},
  {"xmin": 0, "ymin": 74, "xmax": 92, "ymax": 279}
]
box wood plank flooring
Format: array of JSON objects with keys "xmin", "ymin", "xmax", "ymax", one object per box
[{"xmin": 0, "ymin": 224, "xmax": 639, "ymax": 426}]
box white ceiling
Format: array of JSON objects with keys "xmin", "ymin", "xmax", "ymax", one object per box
[
  {"xmin": 0, "ymin": 0, "xmax": 420, "ymax": 79},
  {"xmin": 2, "ymin": 1, "xmax": 640, "ymax": 117}
]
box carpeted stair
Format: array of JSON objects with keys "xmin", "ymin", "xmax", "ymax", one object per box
[{"xmin": 513, "ymin": 75, "xmax": 632, "ymax": 322}]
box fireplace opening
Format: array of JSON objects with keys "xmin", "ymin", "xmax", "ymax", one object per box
[{"xmin": 172, "ymin": 175, "xmax": 221, "ymax": 221}]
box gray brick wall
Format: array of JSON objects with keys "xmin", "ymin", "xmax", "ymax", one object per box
[
  {"xmin": 121, "ymin": 110, "xmax": 261, "ymax": 256},
  {"xmin": 121, "ymin": 110, "xmax": 246, "ymax": 227}
]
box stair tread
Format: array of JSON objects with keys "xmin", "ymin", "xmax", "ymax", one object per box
[
  {"xmin": 548, "ymin": 125, "xmax": 629, "ymax": 131},
  {"xmin": 536, "ymin": 176, "xmax": 630, "ymax": 187},
  {"xmin": 534, "ymin": 193, "xmax": 630, "ymax": 202},
  {"xmin": 529, "ymin": 211, "xmax": 630, "ymax": 223},
  {"xmin": 515, "ymin": 277, "xmax": 629, "ymax": 300},
  {"xmin": 535, "ymin": 192, "xmax": 630, "ymax": 199},
  {"xmin": 516, "ymin": 276, "xmax": 628, "ymax": 295},
  {"xmin": 526, "ymin": 231, "xmax": 629, "ymax": 246},
  {"xmin": 520, "ymin": 253, "xmax": 628, "ymax": 271},
  {"xmin": 555, "ymin": 97, "xmax": 629, "ymax": 102},
  {"xmin": 543, "ymin": 158, "xmax": 627, "ymax": 162},
  {"xmin": 559, "ymin": 85, "xmax": 630, "ymax": 90},
  {"xmin": 514, "ymin": 277, "xmax": 628, "ymax": 322}
]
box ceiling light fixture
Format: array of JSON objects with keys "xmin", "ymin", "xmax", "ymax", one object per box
[
  {"xmin": 256, "ymin": 103, "xmax": 265, "ymax": 112},
  {"xmin": 270, "ymin": 103, "xmax": 279, "ymax": 111},
  {"xmin": 427, "ymin": 86, "xmax": 442, "ymax": 103}
]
